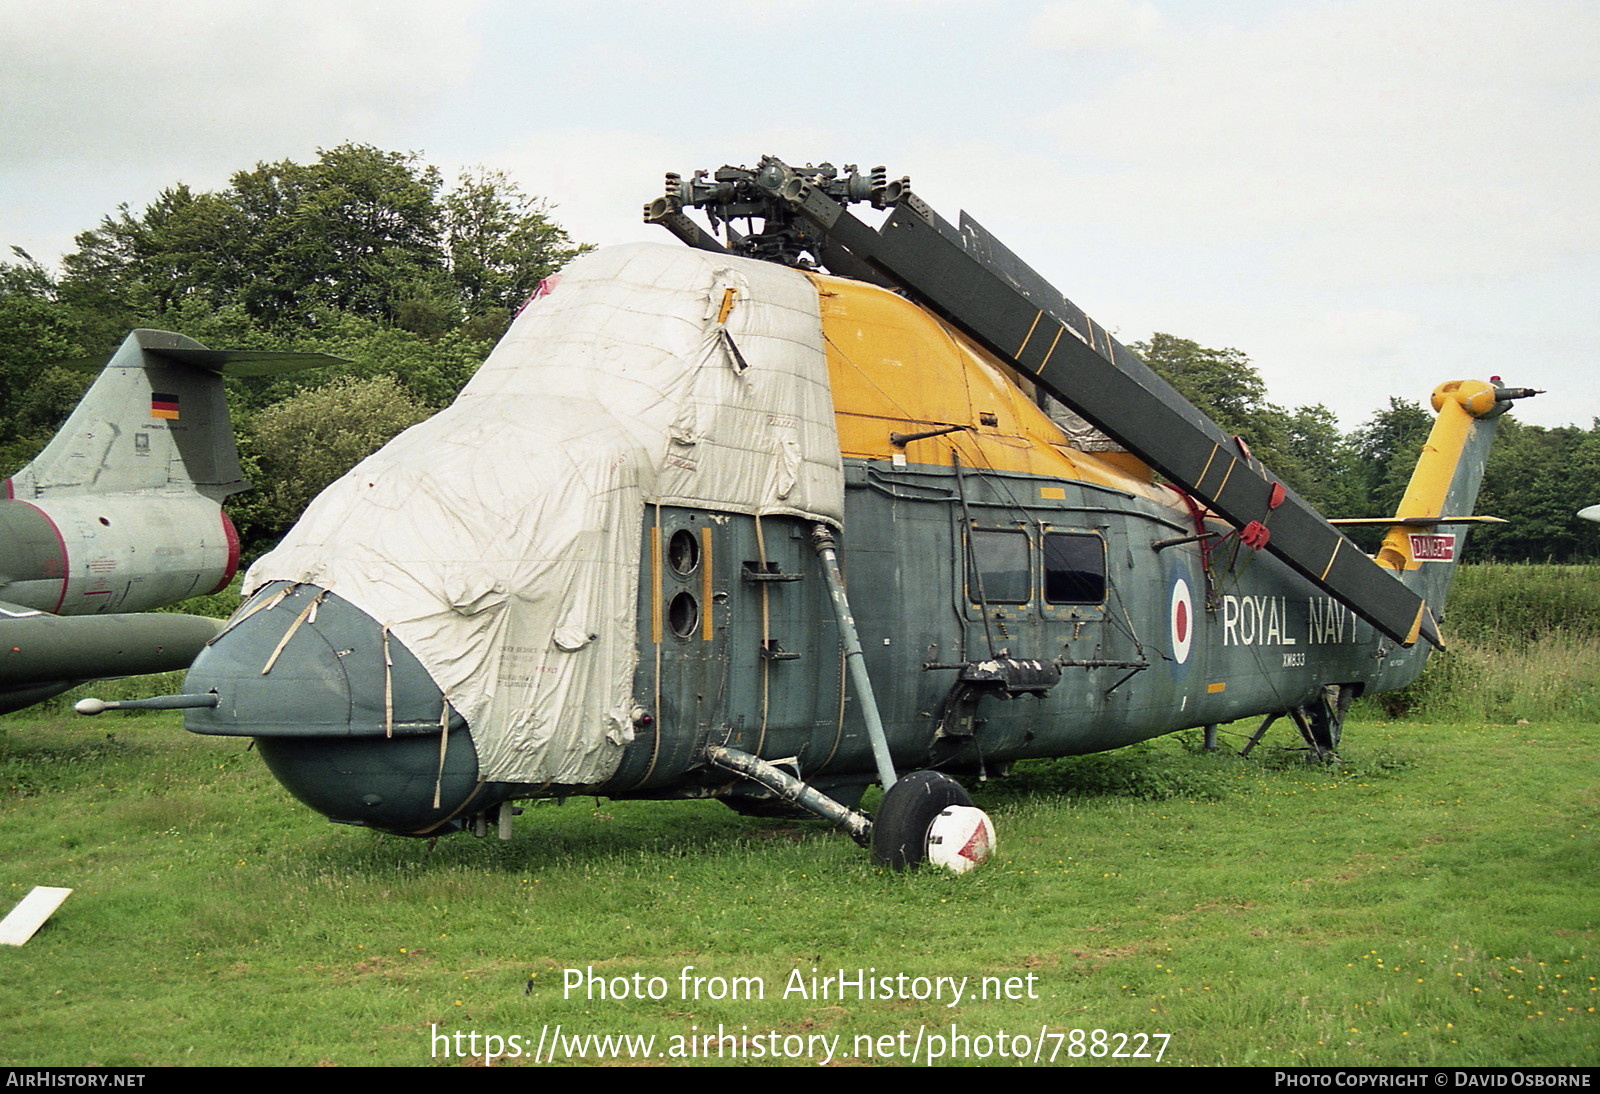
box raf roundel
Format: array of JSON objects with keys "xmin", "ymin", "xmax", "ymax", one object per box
[{"xmin": 1169, "ymin": 576, "xmax": 1194, "ymax": 666}]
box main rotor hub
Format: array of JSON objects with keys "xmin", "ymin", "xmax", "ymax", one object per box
[{"xmin": 644, "ymin": 156, "xmax": 907, "ymax": 269}]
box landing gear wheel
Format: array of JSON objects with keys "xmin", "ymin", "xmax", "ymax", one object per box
[{"xmin": 870, "ymin": 771, "xmax": 993, "ymax": 872}]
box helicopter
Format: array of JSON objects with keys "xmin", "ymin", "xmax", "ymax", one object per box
[
  {"xmin": 0, "ymin": 330, "xmax": 338, "ymax": 715},
  {"xmin": 90, "ymin": 158, "xmax": 1536, "ymax": 870}
]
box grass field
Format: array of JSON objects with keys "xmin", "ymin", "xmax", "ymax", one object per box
[
  {"xmin": 1, "ymin": 706, "xmax": 1594, "ymax": 1067},
  {"xmin": 1359, "ymin": 564, "xmax": 1600, "ymax": 726}
]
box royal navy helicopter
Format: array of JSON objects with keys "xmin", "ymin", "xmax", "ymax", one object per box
[
  {"xmin": 93, "ymin": 158, "xmax": 1535, "ymax": 870},
  {"xmin": 0, "ymin": 330, "xmax": 338, "ymax": 714}
]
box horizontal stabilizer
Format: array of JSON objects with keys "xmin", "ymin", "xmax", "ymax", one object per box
[
  {"xmin": 144, "ymin": 347, "xmax": 349, "ymax": 377},
  {"xmin": 1329, "ymin": 515, "xmax": 1509, "ymax": 527},
  {"xmin": 59, "ymin": 339, "xmax": 347, "ymax": 376}
]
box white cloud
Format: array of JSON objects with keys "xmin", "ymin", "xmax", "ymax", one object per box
[
  {"xmin": 0, "ymin": 0, "xmax": 481, "ymax": 170},
  {"xmin": 1301, "ymin": 309, "xmax": 1426, "ymax": 358},
  {"xmin": 0, "ymin": 0, "xmax": 483, "ymax": 265},
  {"xmin": 2, "ymin": 0, "xmax": 1592, "ymax": 427},
  {"xmin": 1026, "ymin": 0, "xmax": 1165, "ymax": 52},
  {"xmin": 1032, "ymin": 0, "xmax": 1600, "ymax": 287}
]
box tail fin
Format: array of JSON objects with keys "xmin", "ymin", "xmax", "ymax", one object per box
[
  {"xmin": 1374, "ymin": 379, "xmax": 1538, "ymax": 642},
  {"xmin": 5, "ymin": 329, "xmax": 341, "ymax": 504}
]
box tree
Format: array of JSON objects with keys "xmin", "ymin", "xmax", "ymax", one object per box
[
  {"xmin": 445, "ymin": 168, "xmax": 589, "ymax": 331},
  {"xmin": 58, "ymin": 146, "xmax": 588, "ymax": 337},
  {"xmin": 1281, "ymin": 404, "xmax": 1365, "ymax": 518},
  {"xmin": 242, "ymin": 144, "xmax": 449, "ymax": 324},
  {"xmin": 19, "ymin": 145, "xmax": 590, "ymax": 553},
  {"xmin": 1132, "ymin": 333, "xmax": 1271, "ymax": 437},
  {"xmin": 1350, "ymin": 397, "xmax": 1435, "ymax": 520},
  {"xmin": 234, "ymin": 376, "xmax": 433, "ymax": 550},
  {"xmin": 1474, "ymin": 420, "xmax": 1600, "ymax": 561},
  {"xmin": 230, "ymin": 307, "xmax": 493, "ymax": 411},
  {"xmin": 0, "ymin": 252, "xmax": 90, "ymax": 472},
  {"xmin": 59, "ymin": 185, "xmax": 249, "ymax": 328},
  {"xmin": 1131, "ymin": 333, "xmax": 1313, "ymax": 500}
]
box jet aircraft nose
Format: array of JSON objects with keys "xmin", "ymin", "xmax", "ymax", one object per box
[{"xmin": 185, "ymin": 582, "xmax": 485, "ymax": 835}]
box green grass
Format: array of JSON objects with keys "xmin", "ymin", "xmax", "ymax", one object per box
[
  {"xmin": 1363, "ymin": 564, "xmax": 1600, "ymax": 722},
  {"xmin": 1437, "ymin": 563, "xmax": 1600, "ymax": 644},
  {"xmin": 1, "ymin": 711, "xmax": 1594, "ymax": 1067}
]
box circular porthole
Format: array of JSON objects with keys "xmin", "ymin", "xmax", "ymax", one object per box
[
  {"xmin": 667, "ymin": 591, "xmax": 700, "ymax": 638},
  {"xmin": 667, "ymin": 529, "xmax": 700, "ymax": 575}
]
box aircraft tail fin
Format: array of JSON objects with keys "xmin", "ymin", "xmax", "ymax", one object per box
[
  {"xmin": 1376, "ymin": 380, "xmax": 1539, "ymax": 644},
  {"xmin": 5, "ymin": 329, "xmax": 342, "ymax": 504}
]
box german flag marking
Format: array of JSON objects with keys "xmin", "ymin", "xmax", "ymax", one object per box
[{"xmin": 150, "ymin": 393, "xmax": 180, "ymax": 420}]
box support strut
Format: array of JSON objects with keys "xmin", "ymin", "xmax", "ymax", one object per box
[
  {"xmin": 703, "ymin": 745, "xmax": 872, "ymax": 846},
  {"xmin": 811, "ymin": 524, "xmax": 899, "ymax": 791}
]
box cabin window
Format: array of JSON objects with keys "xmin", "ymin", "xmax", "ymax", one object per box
[
  {"xmin": 967, "ymin": 529, "xmax": 1031, "ymax": 604},
  {"xmin": 1043, "ymin": 532, "xmax": 1106, "ymax": 604},
  {"xmin": 667, "ymin": 529, "xmax": 700, "ymax": 575},
  {"xmin": 667, "ymin": 591, "xmax": 700, "ymax": 637}
]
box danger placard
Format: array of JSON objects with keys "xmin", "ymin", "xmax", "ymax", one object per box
[{"xmin": 1408, "ymin": 533, "xmax": 1456, "ymax": 562}]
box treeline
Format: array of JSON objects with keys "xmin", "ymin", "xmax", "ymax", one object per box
[
  {"xmin": 2, "ymin": 146, "xmax": 1595, "ymax": 562},
  {"xmin": 1135, "ymin": 334, "xmax": 1600, "ymax": 561},
  {"xmin": 0, "ymin": 144, "xmax": 587, "ymax": 555}
]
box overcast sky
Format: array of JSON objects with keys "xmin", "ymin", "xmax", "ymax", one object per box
[{"xmin": 3, "ymin": 0, "xmax": 1595, "ymax": 429}]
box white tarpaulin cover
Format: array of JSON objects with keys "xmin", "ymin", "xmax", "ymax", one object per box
[{"xmin": 247, "ymin": 243, "xmax": 841, "ymax": 784}]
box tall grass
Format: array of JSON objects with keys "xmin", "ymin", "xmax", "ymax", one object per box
[
  {"xmin": 1366, "ymin": 563, "xmax": 1600, "ymax": 722},
  {"xmin": 1438, "ymin": 563, "xmax": 1600, "ymax": 644}
]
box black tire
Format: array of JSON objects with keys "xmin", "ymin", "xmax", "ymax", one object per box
[{"xmin": 870, "ymin": 771, "xmax": 972, "ymax": 870}]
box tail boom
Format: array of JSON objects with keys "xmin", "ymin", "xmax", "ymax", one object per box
[{"xmin": 1376, "ymin": 380, "xmax": 1519, "ymax": 574}]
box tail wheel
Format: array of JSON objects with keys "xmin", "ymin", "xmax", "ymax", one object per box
[{"xmin": 870, "ymin": 771, "xmax": 994, "ymax": 872}]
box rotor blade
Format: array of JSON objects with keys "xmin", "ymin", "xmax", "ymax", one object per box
[
  {"xmin": 756, "ymin": 167, "xmax": 1430, "ymax": 646},
  {"xmin": 1329, "ymin": 516, "xmax": 1508, "ymax": 527}
]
